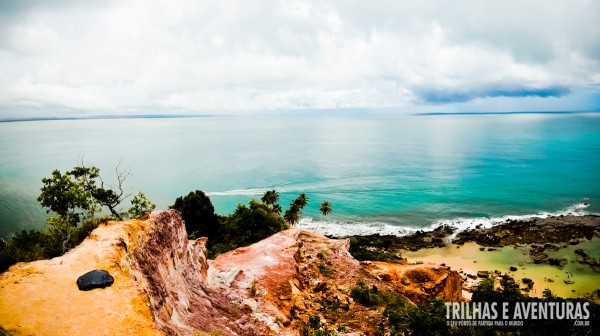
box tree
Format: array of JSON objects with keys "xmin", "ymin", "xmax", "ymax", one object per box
[
  {"xmin": 284, "ymin": 203, "xmax": 301, "ymax": 226},
  {"xmin": 38, "ymin": 168, "xmax": 99, "ymax": 251},
  {"xmin": 316, "ymin": 201, "xmax": 332, "ymax": 231},
  {"xmin": 128, "ymin": 192, "xmax": 156, "ymax": 218},
  {"xmin": 38, "ymin": 168, "xmax": 97, "ymax": 226},
  {"xmin": 91, "ymin": 162, "xmax": 130, "ymax": 220},
  {"xmin": 294, "ymin": 193, "xmax": 308, "ymax": 209},
  {"xmin": 172, "ymin": 190, "xmax": 219, "ymax": 239},
  {"xmin": 261, "ymin": 189, "xmax": 279, "ymax": 206},
  {"xmin": 272, "ymin": 204, "xmax": 282, "ymax": 215},
  {"xmin": 319, "ymin": 201, "xmax": 332, "ymax": 217},
  {"xmin": 542, "ymin": 288, "xmax": 555, "ymax": 300},
  {"xmin": 38, "ymin": 162, "xmax": 153, "ymax": 251}
]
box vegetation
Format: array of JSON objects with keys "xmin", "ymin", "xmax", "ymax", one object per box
[
  {"xmin": 0, "ymin": 162, "xmax": 154, "ymax": 272},
  {"xmin": 347, "ymin": 278, "xmax": 600, "ymax": 335},
  {"xmin": 350, "ymin": 280, "xmax": 381, "ymax": 307},
  {"xmin": 171, "ymin": 189, "xmax": 328, "ymax": 258},
  {"xmin": 301, "ymin": 315, "xmax": 335, "ymax": 336},
  {"xmin": 319, "ymin": 201, "xmax": 332, "ymax": 217},
  {"xmin": 348, "ymin": 236, "xmax": 403, "ymax": 263},
  {"xmin": 212, "ymin": 199, "xmax": 287, "ymax": 257},
  {"xmin": 249, "ymin": 279, "xmax": 258, "ymax": 297},
  {"xmin": 127, "ymin": 192, "xmax": 156, "ymax": 218},
  {"xmin": 283, "ymin": 193, "xmax": 309, "ymax": 226},
  {"xmin": 172, "ymin": 190, "xmax": 220, "ymax": 241}
]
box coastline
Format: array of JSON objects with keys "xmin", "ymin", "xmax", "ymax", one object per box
[{"xmin": 346, "ymin": 214, "xmax": 600, "ymax": 301}]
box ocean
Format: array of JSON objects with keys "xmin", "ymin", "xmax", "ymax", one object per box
[{"xmin": 1, "ymin": 112, "xmax": 599, "ymax": 238}]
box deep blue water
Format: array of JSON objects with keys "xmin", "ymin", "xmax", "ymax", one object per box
[{"xmin": 0, "ymin": 113, "xmax": 599, "ymax": 237}]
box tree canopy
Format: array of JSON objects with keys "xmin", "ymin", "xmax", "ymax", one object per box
[{"xmin": 172, "ymin": 190, "xmax": 220, "ymax": 240}]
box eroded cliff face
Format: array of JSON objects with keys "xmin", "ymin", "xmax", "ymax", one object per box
[
  {"xmin": 0, "ymin": 210, "xmax": 263, "ymax": 336},
  {"xmin": 128, "ymin": 210, "xmax": 264, "ymax": 336},
  {"xmin": 364, "ymin": 262, "xmax": 464, "ymax": 305},
  {"xmin": 0, "ymin": 210, "xmax": 464, "ymax": 335},
  {"xmin": 210, "ymin": 228, "xmax": 394, "ymax": 335}
]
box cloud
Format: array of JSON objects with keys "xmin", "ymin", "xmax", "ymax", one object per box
[{"xmin": 0, "ymin": 0, "xmax": 598, "ymax": 116}]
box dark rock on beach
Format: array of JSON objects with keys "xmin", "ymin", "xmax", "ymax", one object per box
[
  {"xmin": 452, "ymin": 215, "xmax": 600, "ymax": 247},
  {"xmin": 477, "ymin": 271, "xmax": 489, "ymax": 278}
]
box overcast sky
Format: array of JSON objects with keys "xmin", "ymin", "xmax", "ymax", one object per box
[{"xmin": 1, "ymin": 0, "xmax": 599, "ymax": 117}]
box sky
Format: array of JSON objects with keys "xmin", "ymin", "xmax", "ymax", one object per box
[{"xmin": 0, "ymin": 0, "xmax": 599, "ymax": 118}]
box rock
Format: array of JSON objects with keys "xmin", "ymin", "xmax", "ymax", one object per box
[
  {"xmin": 564, "ymin": 279, "xmax": 575, "ymax": 285},
  {"xmin": 548, "ymin": 258, "xmax": 567, "ymax": 267},
  {"xmin": 477, "ymin": 271, "xmax": 489, "ymax": 278},
  {"xmin": 509, "ymin": 266, "xmax": 518, "ymax": 272},
  {"xmin": 522, "ymin": 278, "xmax": 533, "ymax": 284},
  {"xmin": 487, "ymin": 248, "xmax": 498, "ymax": 252},
  {"xmin": 365, "ymin": 263, "xmax": 464, "ymax": 304},
  {"xmin": 530, "ymin": 251, "xmax": 548, "ymax": 264},
  {"xmin": 467, "ymin": 274, "xmax": 477, "ymax": 280},
  {"xmin": 569, "ymin": 239, "xmax": 580, "ymax": 245},
  {"xmin": 240, "ymin": 299, "xmax": 257, "ymax": 313},
  {"xmin": 76, "ymin": 269, "xmax": 114, "ymax": 291},
  {"xmin": 575, "ymin": 249, "xmax": 587, "ymax": 258},
  {"xmin": 314, "ymin": 281, "xmax": 328, "ymax": 292}
]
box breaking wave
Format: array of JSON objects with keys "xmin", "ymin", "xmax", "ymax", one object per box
[
  {"xmin": 206, "ymin": 188, "xmax": 272, "ymax": 196},
  {"xmin": 296, "ymin": 202, "xmax": 592, "ymax": 238}
]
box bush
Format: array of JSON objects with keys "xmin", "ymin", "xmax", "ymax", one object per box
[
  {"xmin": 0, "ymin": 216, "xmax": 103, "ymax": 272},
  {"xmin": 348, "ymin": 236, "xmax": 403, "ymax": 263},
  {"xmin": 211, "ymin": 199, "xmax": 287, "ymax": 257},
  {"xmin": 351, "ymin": 280, "xmax": 380, "ymax": 307},
  {"xmin": 172, "ymin": 190, "xmax": 220, "ymax": 241}
]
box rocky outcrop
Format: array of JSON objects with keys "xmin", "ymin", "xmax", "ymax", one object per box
[
  {"xmin": 0, "ymin": 214, "xmax": 162, "ymax": 336},
  {"xmin": 364, "ymin": 262, "xmax": 464, "ymax": 304},
  {"xmin": 210, "ymin": 229, "xmax": 398, "ymax": 335},
  {"xmin": 0, "ymin": 210, "xmax": 263, "ymax": 336},
  {"xmin": 0, "ymin": 210, "xmax": 465, "ymax": 335},
  {"xmin": 128, "ymin": 210, "xmax": 264, "ymax": 336},
  {"xmin": 452, "ymin": 215, "xmax": 600, "ymax": 247}
]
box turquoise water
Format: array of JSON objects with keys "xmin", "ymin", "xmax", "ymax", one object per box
[{"xmin": 0, "ymin": 113, "xmax": 599, "ymax": 237}]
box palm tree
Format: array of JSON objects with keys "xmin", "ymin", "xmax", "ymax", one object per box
[
  {"xmin": 319, "ymin": 201, "xmax": 332, "ymax": 217},
  {"xmin": 284, "ymin": 204, "xmax": 300, "ymax": 226},
  {"xmin": 293, "ymin": 193, "xmax": 308, "ymax": 209},
  {"xmin": 261, "ymin": 189, "xmax": 279, "ymax": 206},
  {"xmin": 272, "ymin": 203, "xmax": 282, "ymax": 215},
  {"xmin": 316, "ymin": 201, "xmax": 332, "ymax": 231}
]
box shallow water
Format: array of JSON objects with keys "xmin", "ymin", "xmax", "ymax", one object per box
[{"xmin": 402, "ymin": 239, "xmax": 600, "ymax": 299}]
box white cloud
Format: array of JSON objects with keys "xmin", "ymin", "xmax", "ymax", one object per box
[{"xmin": 0, "ymin": 0, "xmax": 598, "ymax": 117}]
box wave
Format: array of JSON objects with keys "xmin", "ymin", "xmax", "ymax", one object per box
[
  {"xmin": 296, "ymin": 202, "xmax": 592, "ymax": 238},
  {"xmin": 205, "ymin": 188, "xmax": 272, "ymax": 196}
]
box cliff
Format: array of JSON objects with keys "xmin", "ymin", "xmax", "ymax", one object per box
[
  {"xmin": 364, "ymin": 262, "xmax": 464, "ymax": 304},
  {"xmin": 0, "ymin": 210, "xmax": 463, "ymax": 335}
]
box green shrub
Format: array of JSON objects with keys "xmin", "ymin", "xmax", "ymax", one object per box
[
  {"xmin": 172, "ymin": 190, "xmax": 220, "ymax": 240},
  {"xmin": 317, "ymin": 250, "xmax": 326, "ymax": 259},
  {"xmin": 348, "ymin": 236, "xmax": 403, "ymax": 263},
  {"xmin": 351, "ymin": 280, "xmax": 380, "ymax": 307}
]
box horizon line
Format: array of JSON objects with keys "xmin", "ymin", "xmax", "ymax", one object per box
[{"xmin": 1, "ymin": 110, "xmax": 599, "ymax": 123}]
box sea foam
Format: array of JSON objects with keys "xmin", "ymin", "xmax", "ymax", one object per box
[{"xmin": 296, "ymin": 202, "xmax": 592, "ymax": 238}]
